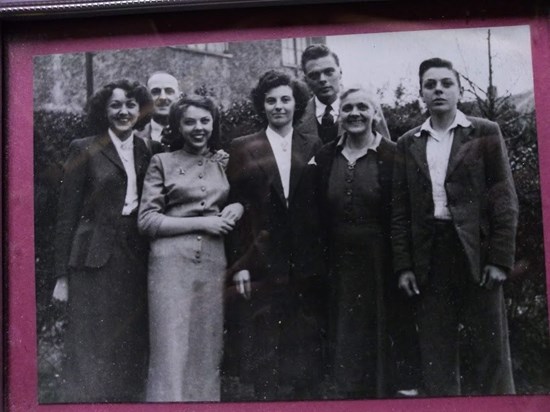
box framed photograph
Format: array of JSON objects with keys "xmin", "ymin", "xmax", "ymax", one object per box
[{"xmin": 3, "ymin": 1, "xmax": 550, "ymax": 411}]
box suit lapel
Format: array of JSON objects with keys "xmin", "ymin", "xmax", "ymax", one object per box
[
  {"xmin": 409, "ymin": 130, "xmax": 431, "ymax": 181},
  {"xmin": 337, "ymin": 121, "xmax": 345, "ymax": 137},
  {"xmin": 133, "ymin": 136, "xmax": 151, "ymax": 183},
  {"xmin": 445, "ymin": 125, "xmax": 475, "ymax": 179},
  {"xmin": 247, "ymin": 131, "xmax": 286, "ymax": 206},
  {"xmin": 288, "ymin": 130, "xmax": 312, "ymax": 205},
  {"xmin": 299, "ymin": 98, "xmax": 345, "ymax": 137},
  {"xmin": 299, "ymin": 99, "xmax": 319, "ymax": 135},
  {"xmin": 99, "ymin": 132, "xmax": 125, "ymax": 172}
]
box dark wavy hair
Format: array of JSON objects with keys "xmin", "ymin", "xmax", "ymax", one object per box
[
  {"xmin": 250, "ymin": 70, "xmax": 310, "ymax": 126},
  {"xmin": 300, "ymin": 43, "xmax": 340, "ymax": 73},
  {"xmin": 418, "ymin": 57, "xmax": 462, "ymax": 89},
  {"xmin": 163, "ymin": 94, "xmax": 221, "ymax": 152},
  {"xmin": 85, "ymin": 79, "xmax": 153, "ymax": 133}
]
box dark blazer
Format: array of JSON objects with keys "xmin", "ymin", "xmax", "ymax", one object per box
[
  {"xmin": 314, "ymin": 134, "xmax": 396, "ymax": 237},
  {"xmin": 391, "ymin": 116, "xmax": 519, "ymax": 285},
  {"xmin": 226, "ymin": 129, "xmax": 325, "ymax": 284},
  {"xmin": 295, "ymin": 98, "xmax": 343, "ymax": 142},
  {"xmin": 134, "ymin": 122, "xmax": 169, "ymax": 154},
  {"xmin": 54, "ymin": 133, "xmax": 152, "ymax": 277}
]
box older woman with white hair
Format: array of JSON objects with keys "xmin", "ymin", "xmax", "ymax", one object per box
[{"xmin": 314, "ymin": 86, "xmax": 396, "ymax": 398}]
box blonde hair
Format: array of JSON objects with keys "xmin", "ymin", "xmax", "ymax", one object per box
[{"xmin": 339, "ymin": 86, "xmax": 381, "ymax": 131}]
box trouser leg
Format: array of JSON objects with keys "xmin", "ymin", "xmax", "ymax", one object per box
[
  {"xmin": 415, "ymin": 222, "xmax": 467, "ymax": 396},
  {"xmin": 416, "ymin": 285, "xmax": 461, "ymax": 396},
  {"xmin": 462, "ymin": 283, "xmax": 515, "ymax": 395}
]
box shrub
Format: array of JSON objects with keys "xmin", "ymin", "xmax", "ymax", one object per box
[{"xmin": 220, "ymin": 99, "xmax": 263, "ymax": 143}]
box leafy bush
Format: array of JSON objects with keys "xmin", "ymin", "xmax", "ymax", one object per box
[
  {"xmin": 382, "ymin": 99, "xmax": 426, "ymax": 139},
  {"xmin": 34, "ymin": 111, "xmax": 91, "ymax": 326},
  {"xmin": 34, "ymin": 110, "xmax": 91, "ymax": 401},
  {"xmin": 220, "ymin": 99, "xmax": 264, "ymax": 143}
]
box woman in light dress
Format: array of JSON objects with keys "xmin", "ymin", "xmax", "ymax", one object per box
[{"xmin": 138, "ymin": 94, "xmax": 243, "ymax": 402}]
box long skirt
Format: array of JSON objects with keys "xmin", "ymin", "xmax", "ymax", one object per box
[
  {"xmin": 329, "ymin": 224, "xmax": 389, "ymax": 398},
  {"xmin": 146, "ymin": 233, "xmax": 226, "ymax": 402},
  {"xmin": 61, "ymin": 216, "xmax": 149, "ymax": 403}
]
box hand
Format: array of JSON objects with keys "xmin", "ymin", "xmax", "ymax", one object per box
[
  {"xmin": 53, "ymin": 276, "xmax": 69, "ymax": 302},
  {"xmin": 480, "ymin": 264, "xmax": 507, "ymax": 290},
  {"xmin": 201, "ymin": 216, "xmax": 235, "ymax": 236},
  {"xmin": 398, "ymin": 270, "xmax": 420, "ymax": 297},
  {"xmin": 233, "ymin": 270, "xmax": 251, "ymax": 300},
  {"xmin": 220, "ymin": 203, "xmax": 244, "ymax": 223}
]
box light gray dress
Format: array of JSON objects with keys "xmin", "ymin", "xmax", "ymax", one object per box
[{"xmin": 138, "ymin": 149, "xmax": 230, "ymax": 402}]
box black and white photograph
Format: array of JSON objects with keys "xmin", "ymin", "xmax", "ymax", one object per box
[{"xmin": 33, "ymin": 24, "xmax": 550, "ymax": 404}]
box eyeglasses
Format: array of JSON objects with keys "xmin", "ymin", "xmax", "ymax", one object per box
[{"xmin": 306, "ymin": 67, "xmax": 338, "ymax": 81}]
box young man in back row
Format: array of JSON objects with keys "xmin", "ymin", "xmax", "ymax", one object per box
[
  {"xmin": 391, "ymin": 57, "xmax": 518, "ymax": 396},
  {"xmin": 297, "ymin": 44, "xmax": 390, "ymax": 143}
]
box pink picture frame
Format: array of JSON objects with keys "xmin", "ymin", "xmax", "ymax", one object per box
[{"xmin": 3, "ymin": 1, "xmax": 550, "ymax": 411}]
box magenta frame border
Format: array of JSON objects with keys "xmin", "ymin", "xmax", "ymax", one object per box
[{"xmin": 4, "ymin": 6, "xmax": 550, "ymax": 412}]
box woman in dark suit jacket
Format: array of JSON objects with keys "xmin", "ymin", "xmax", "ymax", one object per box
[
  {"xmin": 225, "ymin": 70, "xmax": 326, "ymax": 400},
  {"xmin": 314, "ymin": 86, "xmax": 396, "ymax": 398},
  {"xmin": 53, "ymin": 80, "xmax": 153, "ymax": 402}
]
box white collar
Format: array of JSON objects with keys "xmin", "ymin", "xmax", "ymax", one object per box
[
  {"xmin": 266, "ymin": 125, "xmax": 293, "ymax": 140},
  {"xmin": 315, "ymin": 96, "xmax": 340, "ymax": 118},
  {"xmin": 415, "ymin": 110, "xmax": 472, "ymax": 139},
  {"xmin": 150, "ymin": 118, "xmax": 165, "ymax": 140},
  {"xmin": 336, "ymin": 131, "xmax": 382, "ymax": 152},
  {"xmin": 108, "ymin": 128, "xmax": 135, "ymax": 150}
]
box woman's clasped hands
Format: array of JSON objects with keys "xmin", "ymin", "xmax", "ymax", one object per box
[{"xmin": 201, "ymin": 202, "xmax": 244, "ymax": 236}]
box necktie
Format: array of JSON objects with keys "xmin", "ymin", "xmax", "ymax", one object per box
[{"xmin": 321, "ymin": 105, "xmax": 334, "ymax": 127}]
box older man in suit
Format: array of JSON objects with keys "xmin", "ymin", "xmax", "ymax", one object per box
[
  {"xmin": 135, "ymin": 71, "xmax": 180, "ymax": 151},
  {"xmin": 297, "ymin": 44, "xmax": 390, "ymax": 144},
  {"xmin": 392, "ymin": 57, "xmax": 518, "ymax": 396}
]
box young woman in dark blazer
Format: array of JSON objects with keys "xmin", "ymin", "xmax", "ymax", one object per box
[
  {"xmin": 225, "ymin": 70, "xmax": 327, "ymax": 400},
  {"xmin": 53, "ymin": 80, "xmax": 153, "ymax": 402}
]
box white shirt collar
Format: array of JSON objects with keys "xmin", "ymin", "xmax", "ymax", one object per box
[
  {"xmin": 108, "ymin": 128, "xmax": 134, "ymax": 150},
  {"xmin": 107, "ymin": 128, "xmax": 138, "ymax": 215},
  {"xmin": 266, "ymin": 125, "xmax": 293, "ymax": 141},
  {"xmin": 336, "ymin": 131, "xmax": 383, "ymax": 152},
  {"xmin": 265, "ymin": 126, "xmax": 293, "ymax": 205},
  {"xmin": 315, "ymin": 96, "xmax": 340, "ymax": 119},
  {"xmin": 150, "ymin": 119, "xmax": 165, "ymax": 142},
  {"xmin": 415, "ymin": 110, "xmax": 471, "ymax": 139}
]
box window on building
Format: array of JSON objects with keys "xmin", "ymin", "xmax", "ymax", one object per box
[
  {"xmin": 185, "ymin": 42, "xmax": 229, "ymax": 55},
  {"xmin": 281, "ymin": 38, "xmax": 309, "ymax": 67}
]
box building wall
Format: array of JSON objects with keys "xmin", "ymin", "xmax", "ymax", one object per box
[{"xmin": 33, "ymin": 36, "xmax": 325, "ymax": 112}]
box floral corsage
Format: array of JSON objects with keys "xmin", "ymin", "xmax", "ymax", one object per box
[{"xmin": 211, "ymin": 149, "xmax": 230, "ymax": 169}]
